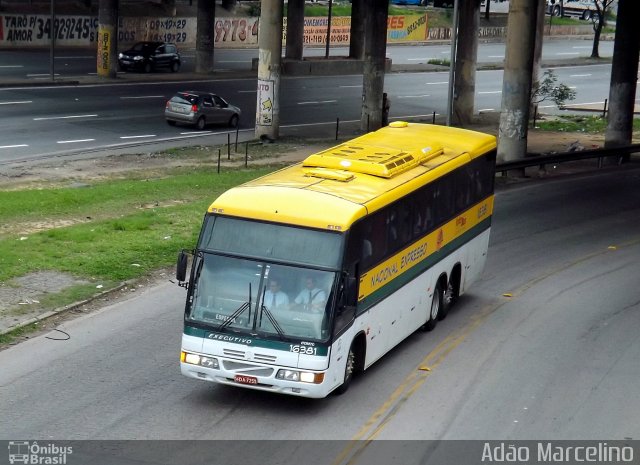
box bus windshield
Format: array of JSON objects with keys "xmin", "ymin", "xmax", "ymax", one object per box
[{"xmin": 186, "ymin": 253, "xmax": 337, "ymax": 342}]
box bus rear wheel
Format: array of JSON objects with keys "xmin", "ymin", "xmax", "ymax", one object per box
[
  {"xmin": 440, "ymin": 273, "xmax": 460, "ymax": 320},
  {"xmin": 334, "ymin": 346, "xmax": 356, "ymax": 395},
  {"xmin": 422, "ymin": 282, "xmax": 442, "ymax": 332}
]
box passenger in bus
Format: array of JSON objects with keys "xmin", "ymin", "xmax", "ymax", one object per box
[
  {"xmin": 263, "ymin": 279, "xmax": 289, "ymax": 310},
  {"xmin": 293, "ymin": 276, "xmax": 326, "ymax": 313}
]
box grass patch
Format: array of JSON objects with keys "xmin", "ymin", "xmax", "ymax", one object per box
[
  {"xmin": 0, "ymin": 322, "xmax": 40, "ymax": 344},
  {"xmin": 536, "ymin": 115, "xmax": 640, "ymax": 134},
  {"xmin": 0, "ymin": 167, "xmax": 275, "ymax": 283},
  {"xmin": 427, "ymin": 58, "xmax": 450, "ymax": 67}
]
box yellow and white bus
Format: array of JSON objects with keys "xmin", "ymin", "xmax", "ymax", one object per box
[{"xmin": 177, "ymin": 122, "xmax": 496, "ymax": 398}]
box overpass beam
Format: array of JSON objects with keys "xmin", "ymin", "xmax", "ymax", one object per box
[
  {"xmin": 255, "ymin": 0, "xmax": 283, "ymax": 141},
  {"xmin": 497, "ymin": 0, "xmax": 539, "ymax": 164}
]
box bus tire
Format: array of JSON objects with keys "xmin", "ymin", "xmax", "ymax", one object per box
[
  {"xmin": 440, "ymin": 268, "xmax": 460, "ymax": 320},
  {"xmin": 334, "ymin": 345, "xmax": 356, "ymax": 395},
  {"xmin": 422, "ymin": 282, "xmax": 442, "ymax": 332}
]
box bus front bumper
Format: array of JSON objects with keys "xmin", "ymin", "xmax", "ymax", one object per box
[{"xmin": 180, "ymin": 360, "xmax": 332, "ymax": 399}]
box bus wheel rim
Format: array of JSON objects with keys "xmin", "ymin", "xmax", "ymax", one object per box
[{"xmin": 431, "ymin": 291, "xmax": 440, "ymax": 320}]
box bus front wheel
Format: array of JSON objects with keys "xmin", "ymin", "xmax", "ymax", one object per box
[
  {"xmin": 334, "ymin": 346, "xmax": 356, "ymax": 395},
  {"xmin": 422, "ymin": 282, "xmax": 442, "ymax": 332}
]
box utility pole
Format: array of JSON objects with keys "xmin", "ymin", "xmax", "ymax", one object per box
[
  {"xmin": 255, "ymin": 0, "xmax": 283, "ymax": 141},
  {"xmin": 50, "ymin": 0, "xmax": 55, "ymax": 81},
  {"xmin": 497, "ymin": 0, "xmax": 539, "ymax": 164}
]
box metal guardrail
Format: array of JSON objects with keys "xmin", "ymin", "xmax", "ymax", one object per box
[{"xmin": 495, "ymin": 143, "xmax": 640, "ymax": 173}]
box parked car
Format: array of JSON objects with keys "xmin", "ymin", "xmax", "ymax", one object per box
[
  {"xmin": 165, "ymin": 91, "xmax": 241, "ymax": 130},
  {"xmin": 546, "ymin": 0, "xmax": 600, "ymax": 19},
  {"xmin": 118, "ymin": 41, "xmax": 181, "ymax": 73}
]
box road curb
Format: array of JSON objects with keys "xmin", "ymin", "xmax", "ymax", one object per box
[{"xmin": 0, "ymin": 281, "xmax": 129, "ymax": 336}]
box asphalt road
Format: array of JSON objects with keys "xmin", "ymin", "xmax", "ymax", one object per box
[
  {"xmin": 0, "ymin": 62, "xmax": 614, "ymax": 163},
  {"xmin": 0, "ymin": 40, "xmax": 613, "ymax": 79},
  {"xmin": 1, "ymin": 165, "xmax": 639, "ymax": 449}
]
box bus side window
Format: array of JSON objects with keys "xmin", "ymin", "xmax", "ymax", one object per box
[{"xmin": 398, "ymin": 200, "xmax": 412, "ymax": 244}]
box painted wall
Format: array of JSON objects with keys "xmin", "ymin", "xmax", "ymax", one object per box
[{"xmin": 0, "ymin": 13, "xmax": 592, "ymax": 49}]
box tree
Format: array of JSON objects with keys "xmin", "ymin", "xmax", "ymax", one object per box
[
  {"xmin": 590, "ymin": 0, "xmax": 615, "ymax": 58},
  {"xmin": 531, "ymin": 70, "xmax": 576, "ymax": 118}
]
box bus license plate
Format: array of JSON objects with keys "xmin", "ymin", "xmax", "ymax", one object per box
[{"xmin": 234, "ymin": 374, "xmax": 258, "ymax": 385}]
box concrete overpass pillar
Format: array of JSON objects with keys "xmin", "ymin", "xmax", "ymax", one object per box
[
  {"xmin": 605, "ymin": 0, "xmax": 640, "ymax": 151},
  {"xmin": 497, "ymin": 0, "xmax": 539, "ymax": 164},
  {"xmin": 195, "ymin": 0, "xmax": 214, "ymax": 73},
  {"xmin": 255, "ymin": 0, "xmax": 283, "ymax": 140},
  {"xmin": 360, "ymin": 0, "xmax": 388, "ymax": 132},
  {"xmin": 452, "ymin": 0, "xmax": 480, "ymax": 126},
  {"xmin": 97, "ymin": 0, "xmax": 118, "ymax": 79},
  {"xmin": 531, "ymin": 0, "xmax": 545, "ymax": 117},
  {"xmin": 349, "ymin": 0, "xmax": 365, "ymax": 59},
  {"xmin": 285, "ymin": 0, "xmax": 305, "ymax": 60}
]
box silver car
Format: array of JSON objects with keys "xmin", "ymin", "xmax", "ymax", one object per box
[{"xmin": 165, "ymin": 91, "xmax": 241, "ymax": 130}]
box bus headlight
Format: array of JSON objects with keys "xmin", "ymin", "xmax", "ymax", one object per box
[
  {"xmin": 181, "ymin": 351, "xmax": 219, "ymax": 369},
  {"xmin": 276, "ymin": 369, "xmax": 324, "ymax": 384}
]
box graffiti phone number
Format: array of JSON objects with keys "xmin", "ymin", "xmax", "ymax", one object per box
[{"xmin": 35, "ymin": 17, "xmax": 98, "ymax": 40}]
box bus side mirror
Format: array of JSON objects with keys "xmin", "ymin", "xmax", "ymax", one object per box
[
  {"xmin": 176, "ymin": 250, "xmax": 190, "ymax": 285},
  {"xmin": 340, "ymin": 274, "xmax": 358, "ymax": 307}
]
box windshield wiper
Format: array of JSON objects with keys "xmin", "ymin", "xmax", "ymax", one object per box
[
  {"xmin": 259, "ymin": 305, "xmax": 286, "ymax": 339},
  {"xmin": 217, "ymin": 283, "xmax": 252, "ymax": 332}
]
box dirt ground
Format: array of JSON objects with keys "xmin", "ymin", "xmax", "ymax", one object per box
[
  {"xmin": 0, "ymin": 125, "xmax": 609, "ymax": 190},
  {"xmin": 0, "ymin": 123, "xmax": 619, "ymax": 339}
]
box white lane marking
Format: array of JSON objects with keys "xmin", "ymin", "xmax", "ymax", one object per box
[
  {"xmin": 572, "ymin": 46, "xmax": 591, "ymax": 49},
  {"xmin": 33, "ymin": 114, "xmax": 98, "ymax": 121},
  {"xmin": 479, "ymin": 91, "xmax": 502, "ymax": 94},
  {"xmin": 562, "ymin": 101, "xmax": 606, "ymax": 107},
  {"xmin": 27, "ymin": 73, "xmax": 60, "ymax": 77},
  {"xmin": 397, "ymin": 94, "xmax": 430, "ymax": 99},
  {"xmin": 488, "ymin": 55, "xmax": 505, "ymax": 59},
  {"xmin": 426, "ymin": 81, "xmax": 448, "ymax": 85},
  {"xmin": 120, "ymin": 135, "xmax": 156, "ymax": 139},
  {"xmin": 57, "ymin": 139, "xmax": 95, "ymax": 144},
  {"xmin": 0, "ymin": 100, "xmax": 32, "ymax": 105},
  {"xmin": 297, "ymin": 100, "xmax": 337, "ymax": 105},
  {"xmin": 180, "ymin": 131, "xmax": 213, "ymax": 135},
  {"xmin": 0, "ymin": 65, "xmax": 24, "ymax": 68},
  {"xmin": 120, "ymin": 95, "xmax": 166, "ymax": 99},
  {"xmin": 570, "ymin": 74, "xmax": 592, "ymax": 77},
  {"xmin": 0, "ymin": 144, "xmax": 28, "ymax": 149},
  {"xmin": 556, "ymin": 52, "xmax": 580, "ymax": 56},
  {"xmin": 478, "ymin": 108, "xmax": 496, "ymax": 112}
]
